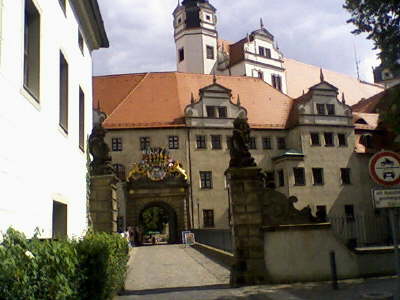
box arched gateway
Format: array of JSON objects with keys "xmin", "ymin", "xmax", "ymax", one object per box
[{"xmin": 125, "ymin": 148, "xmax": 189, "ymax": 244}]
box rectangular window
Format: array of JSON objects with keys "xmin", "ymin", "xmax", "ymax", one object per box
[
  {"xmin": 293, "ymin": 167, "xmax": 305, "ymax": 186},
  {"xmin": 179, "ymin": 48, "xmax": 184, "ymax": 62},
  {"xmin": 258, "ymin": 71, "xmax": 264, "ymax": 79},
  {"xmin": 249, "ymin": 137, "xmax": 257, "ymax": 149},
  {"xmin": 168, "ymin": 136, "xmax": 179, "ymax": 149},
  {"xmin": 218, "ymin": 106, "xmax": 227, "ymax": 118},
  {"xmin": 278, "ymin": 170, "xmax": 284, "ymax": 187},
  {"xmin": 52, "ymin": 201, "xmax": 67, "ymax": 239},
  {"xmin": 200, "ymin": 171, "xmax": 212, "ymax": 189},
  {"xmin": 277, "ymin": 137, "xmax": 286, "ymax": 150},
  {"xmin": 211, "ymin": 135, "xmax": 222, "ymax": 149},
  {"xmin": 338, "ymin": 133, "xmax": 347, "ymax": 147},
  {"xmin": 24, "ymin": 0, "xmax": 41, "ymax": 101},
  {"xmin": 310, "ymin": 133, "xmax": 320, "ymax": 146},
  {"xmin": 59, "ymin": 52, "xmax": 69, "ymax": 133},
  {"xmin": 196, "ymin": 135, "xmax": 207, "ymax": 149},
  {"xmin": 271, "ymin": 74, "xmax": 282, "ymax": 91},
  {"xmin": 203, "ymin": 209, "xmax": 214, "ymax": 227},
  {"xmin": 326, "ymin": 104, "xmax": 335, "ymax": 115},
  {"xmin": 312, "ymin": 168, "xmax": 324, "ymax": 185},
  {"xmin": 112, "ymin": 137, "xmax": 123, "ymax": 152},
  {"xmin": 206, "ymin": 106, "xmax": 216, "ymax": 118},
  {"xmin": 259, "ymin": 46, "xmax": 265, "ymax": 56},
  {"xmin": 140, "ymin": 137, "xmax": 150, "ymax": 150},
  {"xmin": 226, "ymin": 136, "xmax": 232, "ymax": 150},
  {"xmin": 78, "ymin": 30, "xmax": 84, "ymax": 55},
  {"xmin": 324, "ymin": 132, "xmax": 334, "ymax": 146},
  {"xmin": 341, "ymin": 168, "xmax": 351, "ymax": 185},
  {"xmin": 345, "ymin": 204, "xmax": 355, "ymax": 221},
  {"xmin": 206, "ymin": 45, "xmax": 214, "ymax": 59},
  {"xmin": 316, "ymin": 104, "xmax": 326, "ymax": 115},
  {"xmin": 262, "ymin": 137, "xmax": 272, "ymax": 149},
  {"xmin": 79, "ymin": 88, "xmax": 85, "ymax": 151},
  {"xmin": 58, "ymin": 0, "xmax": 66, "ymax": 15},
  {"xmin": 113, "ymin": 164, "xmax": 126, "ymax": 181}
]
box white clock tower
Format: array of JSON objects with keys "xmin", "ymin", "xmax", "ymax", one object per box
[{"xmin": 173, "ymin": 0, "xmax": 218, "ymax": 74}]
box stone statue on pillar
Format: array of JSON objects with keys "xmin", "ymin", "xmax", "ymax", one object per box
[
  {"xmin": 229, "ymin": 117, "xmax": 256, "ymax": 168},
  {"xmin": 88, "ymin": 121, "xmax": 114, "ymax": 176}
]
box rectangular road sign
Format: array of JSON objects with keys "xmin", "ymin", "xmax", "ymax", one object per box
[{"xmin": 372, "ymin": 188, "xmax": 400, "ymax": 208}]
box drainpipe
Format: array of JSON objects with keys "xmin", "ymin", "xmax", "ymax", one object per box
[{"xmin": 187, "ymin": 127, "xmax": 195, "ymax": 229}]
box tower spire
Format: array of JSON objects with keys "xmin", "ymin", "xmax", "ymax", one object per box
[
  {"xmin": 320, "ymin": 68, "xmax": 325, "ymax": 82},
  {"xmin": 342, "ymin": 92, "xmax": 346, "ymax": 105},
  {"xmin": 237, "ymin": 94, "xmax": 241, "ymax": 106},
  {"xmin": 260, "ymin": 17, "xmax": 264, "ymax": 29}
]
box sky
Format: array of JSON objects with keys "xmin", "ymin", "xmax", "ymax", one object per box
[{"xmin": 93, "ymin": 0, "xmax": 380, "ymax": 83}]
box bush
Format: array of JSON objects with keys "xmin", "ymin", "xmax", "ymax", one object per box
[
  {"xmin": 77, "ymin": 231, "xmax": 129, "ymax": 300},
  {"xmin": 0, "ymin": 228, "xmax": 129, "ymax": 300}
]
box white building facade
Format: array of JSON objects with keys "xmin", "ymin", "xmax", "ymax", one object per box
[{"xmin": 0, "ymin": 0, "xmax": 108, "ymax": 238}]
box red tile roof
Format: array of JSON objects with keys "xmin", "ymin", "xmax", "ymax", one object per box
[
  {"xmin": 94, "ymin": 72, "xmax": 294, "ymax": 129},
  {"xmin": 284, "ymin": 58, "xmax": 384, "ymax": 105}
]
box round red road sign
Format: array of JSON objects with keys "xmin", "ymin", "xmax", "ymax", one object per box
[{"xmin": 369, "ymin": 151, "xmax": 400, "ymax": 186}]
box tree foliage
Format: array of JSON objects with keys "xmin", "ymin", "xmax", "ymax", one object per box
[{"xmin": 344, "ymin": 0, "xmax": 400, "ymax": 70}]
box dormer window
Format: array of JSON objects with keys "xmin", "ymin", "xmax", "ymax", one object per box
[
  {"xmin": 326, "ymin": 104, "xmax": 335, "ymax": 115},
  {"xmin": 316, "ymin": 104, "xmax": 326, "ymax": 115},
  {"xmin": 206, "ymin": 106, "xmax": 216, "ymax": 118},
  {"xmin": 258, "ymin": 46, "xmax": 271, "ymax": 58},
  {"xmin": 206, "ymin": 14, "xmax": 211, "ymax": 21},
  {"xmin": 218, "ymin": 107, "xmax": 227, "ymax": 118}
]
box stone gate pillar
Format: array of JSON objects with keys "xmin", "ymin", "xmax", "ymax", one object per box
[
  {"xmin": 226, "ymin": 167, "xmax": 268, "ymax": 286},
  {"xmin": 89, "ymin": 174, "xmax": 118, "ymax": 233}
]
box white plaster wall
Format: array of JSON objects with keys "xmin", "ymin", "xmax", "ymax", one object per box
[
  {"xmin": 201, "ymin": 34, "xmax": 217, "ymax": 74},
  {"xmin": 0, "ymin": 0, "xmax": 94, "ymax": 238},
  {"xmin": 176, "ymin": 31, "xmax": 205, "ymax": 74}
]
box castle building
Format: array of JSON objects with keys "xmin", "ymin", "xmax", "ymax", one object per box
[
  {"xmin": 0, "ymin": 0, "xmax": 108, "ymax": 237},
  {"xmin": 93, "ymin": 0, "xmax": 390, "ymax": 234}
]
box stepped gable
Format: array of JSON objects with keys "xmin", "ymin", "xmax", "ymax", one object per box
[{"xmin": 94, "ymin": 72, "xmax": 293, "ymax": 129}]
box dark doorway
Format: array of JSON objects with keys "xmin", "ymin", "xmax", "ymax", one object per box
[
  {"xmin": 139, "ymin": 202, "xmax": 178, "ymax": 244},
  {"xmin": 52, "ymin": 201, "xmax": 67, "ymax": 239}
]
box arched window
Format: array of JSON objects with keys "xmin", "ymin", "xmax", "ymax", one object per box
[{"xmin": 113, "ymin": 164, "xmax": 126, "ymax": 181}]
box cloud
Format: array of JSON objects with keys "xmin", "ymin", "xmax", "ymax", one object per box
[{"xmin": 93, "ymin": 0, "xmax": 378, "ymax": 83}]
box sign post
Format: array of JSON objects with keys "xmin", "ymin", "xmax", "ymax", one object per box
[{"xmin": 370, "ymin": 150, "xmax": 400, "ymax": 300}]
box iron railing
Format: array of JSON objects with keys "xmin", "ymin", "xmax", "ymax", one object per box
[{"xmin": 328, "ymin": 214, "xmax": 392, "ymax": 248}]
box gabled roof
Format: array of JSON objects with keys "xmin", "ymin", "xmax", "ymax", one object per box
[
  {"xmin": 93, "ymin": 72, "xmax": 293, "ymax": 129},
  {"xmin": 284, "ymin": 58, "xmax": 384, "ymax": 105},
  {"xmin": 352, "ymin": 83, "xmax": 400, "ymax": 113}
]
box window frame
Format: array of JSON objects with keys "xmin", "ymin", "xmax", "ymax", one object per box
[
  {"xmin": 200, "ymin": 171, "xmax": 213, "ymax": 189},
  {"xmin": 211, "ymin": 135, "xmax": 222, "ymax": 150},
  {"xmin": 293, "ymin": 167, "xmax": 306, "ymax": 186},
  {"xmin": 113, "ymin": 164, "xmax": 126, "ymax": 181},
  {"xmin": 206, "ymin": 45, "xmax": 214, "ymax": 59},
  {"xmin": 24, "ymin": 0, "xmax": 41, "ymax": 102},
  {"xmin": 196, "ymin": 135, "xmax": 207, "ymax": 149},
  {"xmin": 78, "ymin": 87, "xmax": 85, "ymax": 151},
  {"xmin": 341, "ymin": 168, "xmax": 351, "ymax": 185},
  {"xmin": 203, "ymin": 209, "xmax": 215, "ymax": 228},
  {"xmin": 326, "ymin": 104, "xmax": 335, "ymax": 115},
  {"xmin": 338, "ymin": 133, "xmax": 347, "ymax": 147},
  {"xmin": 310, "ymin": 132, "xmax": 320, "ymax": 146},
  {"xmin": 111, "ymin": 137, "xmax": 123, "ymax": 152},
  {"xmin": 324, "ymin": 132, "xmax": 334, "ymax": 147},
  {"xmin": 218, "ymin": 106, "xmax": 227, "ymax": 118},
  {"xmin": 206, "ymin": 105, "xmax": 216, "ymax": 118},
  {"xmin": 249, "ymin": 137, "xmax": 257, "ymax": 150},
  {"xmin": 139, "ymin": 136, "xmax": 150, "ymax": 150},
  {"xmin": 262, "ymin": 137, "xmax": 272, "ymax": 150},
  {"xmin": 316, "ymin": 104, "xmax": 326, "ymax": 115},
  {"xmin": 312, "ymin": 168, "xmax": 324, "ymax": 185},
  {"xmin": 179, "ymin": 48, "xmax": 184, "ymax": 62},
  {"xmin": 168, "ymin": 135, "xmax": 179, "ymax": 150},
  {"xmin": 277, "ymin": 137, "xmax": 286, "ymax": 150},
  {"xmin": 59, "ymin": 51, "xmax": 69, "ymax": 133}
]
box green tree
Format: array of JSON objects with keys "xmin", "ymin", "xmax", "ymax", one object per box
[{"xmin": 343, "ymin": 0, "xmax": 400, "ymax": 71}]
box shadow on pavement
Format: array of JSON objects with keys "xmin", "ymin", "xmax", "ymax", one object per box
[{"xmin": 120, "ymin": 284, "xmax": 231, "ymax": 296}]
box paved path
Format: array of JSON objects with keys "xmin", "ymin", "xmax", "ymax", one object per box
[
  {"xmin": 122, "ymin": 244, "xmax": 230, "ymax": 292},
  {"xmin": 117, "ymin": 244, "xmax": 397, "ymax": 300}
]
